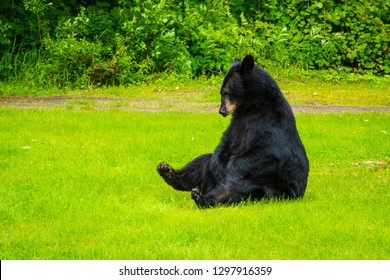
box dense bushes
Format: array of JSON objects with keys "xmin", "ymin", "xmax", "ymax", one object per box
[{"xmin": 0, "ymin": 0, "xmax": 389, "ymax": 89}]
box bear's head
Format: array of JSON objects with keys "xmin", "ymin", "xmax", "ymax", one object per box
[
  {"xmin": 219, "ymin": 55, "xmax": 255, "ymax": 117},
  {"xmin": 219, "ymin": 54, "xmax": 280, "ymax": 117}
]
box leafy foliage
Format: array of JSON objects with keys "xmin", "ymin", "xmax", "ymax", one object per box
[{"xmin": 0, "ymin": 0, "xmax": 389, "ymax": 89}]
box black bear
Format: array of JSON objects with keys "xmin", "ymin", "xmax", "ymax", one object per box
[{"xmin": 157, "ymin": 55, "xmax": 309, "ymax": 207}]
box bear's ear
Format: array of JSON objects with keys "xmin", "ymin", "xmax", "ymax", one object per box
[
  {"xmin": 240, "ymin": 55, "xmax": 254, "ymax": 74},
  {"xmin": 232, "ymin": 59, "xmax": 241, "ymax": 68}
]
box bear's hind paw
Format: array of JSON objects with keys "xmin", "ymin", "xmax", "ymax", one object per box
[
  {"xmin": 157, "ymin": 162, "xmax": 181, "ymax": 188},
  {"xmin": 157, "ymin": 162, "xmax": 173, "ymax": 176}
]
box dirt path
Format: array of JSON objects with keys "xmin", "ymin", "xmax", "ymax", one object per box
[{"xmin": 1, "ymin": 96, "xmax": 389, "ymax": 113}]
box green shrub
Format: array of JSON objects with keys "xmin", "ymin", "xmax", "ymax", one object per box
[
  {"xmin": 235, "ymin": 0, "xmax": 390, "ymax": 73},
  {"xmin": 0, "ymin": 0, "xmax": 388, "ymax": 90}
]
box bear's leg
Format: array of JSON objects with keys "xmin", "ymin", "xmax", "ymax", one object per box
[
  {"xmin": 157, "ymin": 154, "xmax": 214, "ymax": 192},
  {"xmin": 191, "ymin": 180, "xmax": 284, "ymax": 207}
]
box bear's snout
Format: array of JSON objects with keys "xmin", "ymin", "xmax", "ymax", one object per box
[{"xmin": 219, "ymin": 103, "xmax": 228, "ymax": 117}]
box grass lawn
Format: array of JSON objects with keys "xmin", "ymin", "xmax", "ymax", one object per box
[
  {"xmin": 2, "ymin": 75, "xmax": 390, "ymax": 107},
  {"xmin": 0, "ymin": 106, "xmax": 389, "ymax": 260}
]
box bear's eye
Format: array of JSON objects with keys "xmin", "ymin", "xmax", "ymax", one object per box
[
  {"xmin": 224, "ymin": 90, "xmax": 235, "ymax": 99},
  {"xmin": 221, "ymin": 84, "xmax": 232, "ymax": 95}
]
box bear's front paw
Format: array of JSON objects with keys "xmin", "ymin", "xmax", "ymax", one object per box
[
  {"xmin": 192, "ymin": 188, "xmax": 215, "ymax": 208},
  {"xmin": 191, "ymin": 188, "xmax": 202, "ymax": 203}
]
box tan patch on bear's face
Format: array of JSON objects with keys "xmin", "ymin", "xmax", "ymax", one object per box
[{"xmin": 224, "ymin": 97, "xmax": 237, "ymax": 115}]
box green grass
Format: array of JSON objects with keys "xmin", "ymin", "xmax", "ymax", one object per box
[
  {"xmin": 67, "ymin": 78, "xmax": 390, "ymax": 107},
  {"xmin": 1, "ymin": 74, "xmax": 390, "ymax": 107},
  {"xmin": 0, "ymin": 108, "xmax": 389, "ymax": 260}
]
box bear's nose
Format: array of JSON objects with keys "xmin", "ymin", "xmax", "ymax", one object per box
[{"xmin": 219, "ymin": 105, "xmax": 227, "ymax": 117}]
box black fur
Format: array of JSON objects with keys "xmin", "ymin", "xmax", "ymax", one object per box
[{"xmin": 157, "ymin": 55, "xmax": 309, "ymax": 207}]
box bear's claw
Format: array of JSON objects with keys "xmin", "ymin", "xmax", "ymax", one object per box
[
  {"xmin": 157, "ymin": 162, "xmax": 181, "ymax": 189},
  {"xmin": 157, "ymin": 162, "xmax": 173, "ymax": 175},
  {"xmin": 191, "ymin": 188, "xmax": 201, "ymax": 202}
]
